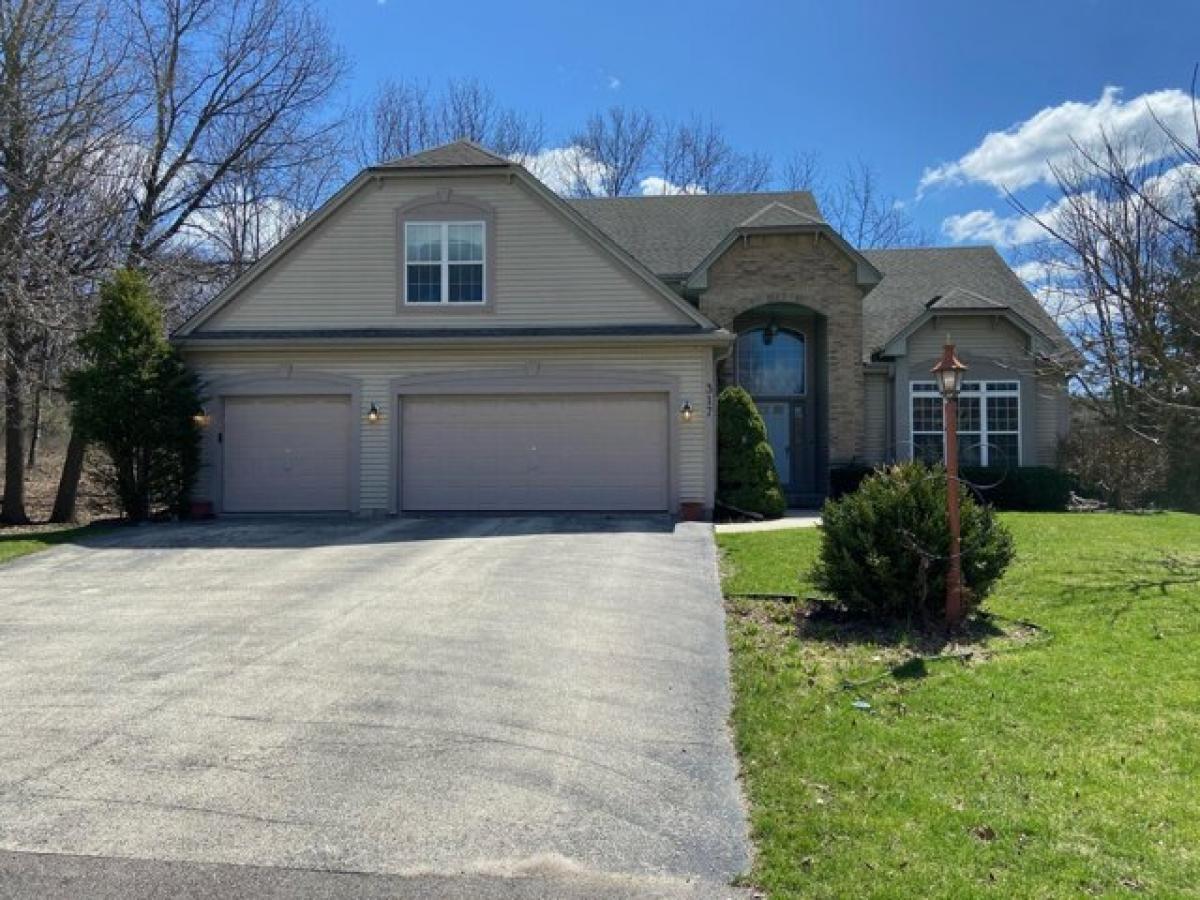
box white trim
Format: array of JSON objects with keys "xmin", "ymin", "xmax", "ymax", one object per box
[
  {"xmin": 909, "ymin": 379, "xmax": 1021, "ymax": 467},
  {"xmin": 403, "ymin": 220, "xmax": 486, "ymax": 305}
]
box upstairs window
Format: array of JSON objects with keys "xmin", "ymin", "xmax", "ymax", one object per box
[
  {"xmin": 404, "ymin": 221, "xmax": 485, "ymax": 304},
  {"xmin": 910, "ymin": 380, "xmax": 1020, "ymax": 467}
]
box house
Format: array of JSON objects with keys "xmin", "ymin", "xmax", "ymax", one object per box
[{"xmin": 173, "ymin": 140, "xmax": 1071, "ymax": 516}]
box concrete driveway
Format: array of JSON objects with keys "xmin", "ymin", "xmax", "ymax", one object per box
[{"xmin": 0, "ymin": 517, "xmax": 748, "ymax": 898}]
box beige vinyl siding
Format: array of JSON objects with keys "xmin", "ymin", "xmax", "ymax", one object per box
[
  {"xmin": 186, "ymin": 343, "xmax": 711, "ymax": 513},
  {"xmin": 905, "ymin": 316, "xmax": 1031, "ymax": 367},
  {"xmin": 863, "ymin": 371, "xmax": 889, "ymax": 464},
  {"xmin": 204, "ymin": 175, "xmax": 692, "ymax": 330},
  {"xmin": 897, "ymin": 316, "xmax": 1067, "ymax": 467},
  {"xmin": 1034, "ymin": 375, "xmax": 1069, "ymax": 465}
]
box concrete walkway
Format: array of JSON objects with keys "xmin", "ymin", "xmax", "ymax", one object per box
[{"xmin": 714, "ymin": 510, "xmax": 822, "ymax": 534}]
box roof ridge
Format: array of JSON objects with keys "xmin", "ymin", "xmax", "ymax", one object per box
[
  {"xmin": 569, "ymin": 189, "xmax": 818, "ymax": 204},
  {"xmin": 377, "ymin": 138, "xmax": 512, "ymax": 169}
]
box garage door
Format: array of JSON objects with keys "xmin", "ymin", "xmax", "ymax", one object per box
[
  {"xmin": 401, "ymin": 394, "xmax": 669, "ymax": 512},
  {"xmin": 222, "ymin": 396, "xmax": 352, "ymax": 513}
]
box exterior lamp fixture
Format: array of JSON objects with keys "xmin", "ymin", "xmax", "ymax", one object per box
[
  {"xmin": 366, "ymin": 402, "xmax": 381, "ymax": 424},
  {"xmin": 192, "ymin": 406, "xmax": 210, "ymax": 428},
  {"xmin": 680, "ymin": 401, "xmax": 694, "ymax": 423},
  {"xmin": 931, "ymin": 339, "xmax": 969, "ymax": 628}
]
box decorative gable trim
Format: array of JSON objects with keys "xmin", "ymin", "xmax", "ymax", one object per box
[{"xmin": 683, "ymin": 223, "xmax": 883, "ymax": 292}]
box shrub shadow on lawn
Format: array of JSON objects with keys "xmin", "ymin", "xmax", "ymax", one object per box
[{"xmin": 794, "ymin": 603, "xmax": 1016, "ymax": 656}]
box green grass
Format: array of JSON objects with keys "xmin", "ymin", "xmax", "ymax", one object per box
[
  {"xmin": 718, "ymin": 512, "xmax": 1200, "ymax": 899},
  {"xmin": 0, "ymin": 525, "xmax": 98, "ymax": 565}
]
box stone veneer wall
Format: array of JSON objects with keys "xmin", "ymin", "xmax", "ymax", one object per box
[{"xmin": 698, "ymin": 231, "xmax": 866, "ymax": 463}]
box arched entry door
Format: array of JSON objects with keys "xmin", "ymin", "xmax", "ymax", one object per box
[{"xmin": 734, "ymin": 326, "xmax": 817, "ymax": 497}]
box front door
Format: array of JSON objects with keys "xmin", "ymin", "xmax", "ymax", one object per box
[
  {"xmin": 734, "ymin": 325, "xmax": 817, "ymax": 502},
  {"xmin": 758, "ymin": 401, "xmax": 792, "ymax": 488}
]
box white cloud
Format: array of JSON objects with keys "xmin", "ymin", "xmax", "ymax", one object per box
[
  {"xmin": 920, "ymin": 86, "xmax": 1198, "ymax": 194},
  {"xmin": 639, "ymin": 176, "xmax": 706, "ymax": 196},
  {"xmin": 941, "ymin": 207, "xmax": 1050, "ymax": 246},
  {"xmin": 513, "ymin": 145, "xmax": 610, "ymax": 195},
  {"xmin": 941, "ymin": 160, "xmax": 1200, "ymax": 247}
]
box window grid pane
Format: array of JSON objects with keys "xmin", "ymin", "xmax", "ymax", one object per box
[
  {"xmin": 987, "ymin": 396, "xmax": 1020, "ymax": 432},
  {"xmin": 406, "ymin": 224, "xmax": 442, "ymax": 262},
  {"xmin": 448, "ymin": 223, "xmax": 484, "ymax": 262},
  {"xmin": 448, "ymin": 263, "xmax": 484, "ymax": 302},
  {"xmin": 406, "ymin": 264, "xmax": 441, "ymax": 302},
  {"xmin": 912, "ymin": 396, "xmax": 942, "ymax": 433}
]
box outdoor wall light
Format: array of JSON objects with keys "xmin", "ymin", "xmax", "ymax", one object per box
[
  {"xmin": 366, "ymin": 402, "xmax": 381, "ymax": 424},
  {"xmin": 192, "ymin": 406, "xmax": 211, "ymax": 428},
  {"xmin": 680, "ymin": 401, "xmax": 694, "ymax": 423}
]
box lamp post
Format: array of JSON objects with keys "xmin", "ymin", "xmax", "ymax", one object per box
[{"xmin": 932, "ymin": 341, "xmax": 968, "ymax": 627}]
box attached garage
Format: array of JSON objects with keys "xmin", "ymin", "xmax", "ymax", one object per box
[
  {"xmin": 222, "ymin": 396, "xmax": 353, "ymax": 513},
  {"xmin": 399, "ymin": 394, "xmax": 670, "ymax": 512}
]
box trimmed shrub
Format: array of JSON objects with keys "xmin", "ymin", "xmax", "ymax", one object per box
[
  {"xmin": 67, "ymin": 270, "xmax": 203, "ymax": 521},
  {"xmin": 717, "ymin": 386, "xmax": 786, "ymax": 519},
  {"xmin": 960, "ymin": 466, "xmax": 1077, "ymax": 511},
  {"xmin": 812, "ymin": 462, "xmax": 1015, "ymax": 624},
  {"xmin": 829, "ymin": 463, "xmax": 876, "ymax": 499}
]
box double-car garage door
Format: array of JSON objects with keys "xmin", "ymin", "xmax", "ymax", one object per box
[{"xmin": 220, "ymin": 392, "xmax": 669, "ymax": 514}]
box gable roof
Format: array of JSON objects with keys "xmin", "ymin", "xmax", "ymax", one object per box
[
  {"xmin": 175, "ymin": 141, "xmax": 720, "ymax": 338},
  {"xmin": 568, "ymin": 191, "xmax": 825, "ymax": 277},
  {"xmin": 862, "ymin": 246, "xmax": 1069, "ymax": 359}
]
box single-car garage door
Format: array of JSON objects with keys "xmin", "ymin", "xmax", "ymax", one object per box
[
  {"xmin": 222, "ymin": 396, "xmax": 352, "ymax": 513},
  {"xmin": 401, "ymin": 394, "xmax": 669, "ymax": 512}
]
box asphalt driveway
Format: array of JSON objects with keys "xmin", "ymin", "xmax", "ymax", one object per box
[{"xmin": 0, "ymin": 516, "xmax": 748, "ymax": 897}]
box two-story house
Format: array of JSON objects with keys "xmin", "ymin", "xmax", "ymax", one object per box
[{"xmin": 174, "ymin": 141, "xmax": 1071, "ymax": 516}]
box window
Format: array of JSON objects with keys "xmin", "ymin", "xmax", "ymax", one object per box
[
  {"xmin": 404, "ymin": 221, "xmax": 485, "ymax": 304},
  {"xmin": 910, "ymin": 380, "xmax": 1020, "ymax": 467},
  {"xmin": 735, "ymin": 327, "xmax": 806, "ymax": 395}
]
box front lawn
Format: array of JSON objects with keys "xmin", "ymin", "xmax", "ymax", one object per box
[
  {"xmin": 0, "ymin": 525, "xmax": 97, "ymax": 566},
  {"xmin": 719, "ymin": 512, "xmax": 1200, "ymax": 898}
]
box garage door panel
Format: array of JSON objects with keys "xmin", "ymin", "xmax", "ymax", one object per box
[
  {"xmin": 402, "ymin": 394, "xmax": 669, "ymax": 512},
  {"xmin": 223, "ymin": 396, "xmax": 351, "ymax": 513}
]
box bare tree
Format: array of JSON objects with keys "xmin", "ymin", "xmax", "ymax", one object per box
[
  {"xmin": 0, "ymin": 0, "xmax": 127, "ymax": 524},
  {"xmin": 782, "ymin": 149, "xmax": 823, "ymax": 194},
  {"xmin": 654, "ymin": 115, "xmax": 771, "ymax": 194},
  {"xmin": 351, "ymin": 77, "xmax": 543, "ymax": 168},
  {"xmin": 118, "ymin": 0, "xmax": 346, "ymax": 269},
  {"xmin": 49, "ymin": 0, "xmax": 348, "ymax": 522},
  {"xmin": 1013, "ymin": 133, "xmax": 1199, "ymax": 425},
  {"xmin": 566, "ymin": 106, "xmax": 656, "ymax": 197},
  {"xmin": 784, "ymin": 155, "xmax": 926, "ymax": 248}
]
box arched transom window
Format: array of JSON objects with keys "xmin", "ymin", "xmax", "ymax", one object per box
[{"xmin": 735, "ymin": 327, "xmax": 806, "ymax": 396}]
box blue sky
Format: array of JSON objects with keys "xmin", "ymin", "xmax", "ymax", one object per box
[{"xmin": 318, "ymin": 0, "xmax": 1199, "ymax": 249}]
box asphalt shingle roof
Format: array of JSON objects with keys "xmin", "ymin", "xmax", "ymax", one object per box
[
  {"xmin": 861, "ymin": 246, "xmax": 1068, "ymax": 358},
  {"xmin": 377, "ymin": 140, "xmax": 511, "ymax": 169},
  {"xmin": 371, "ymin": 145, "xmax": 1066, "ymax": 361},
  {"xmin": 568, "ymin": 192, "xmax": 825, "ymax": 277}
]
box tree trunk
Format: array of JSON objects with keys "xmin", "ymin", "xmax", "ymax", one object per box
[
  {"xmin": 49, "ymin": 431, "xmax": 86, "ymax": 523},
  {"xmin": 26, "ymin": 337, "xmax": 50, "ymax": 469},
  {"xmin": 26, "ymin": 379, "xmax": 42, "ymax": 469},
  {"xmin": 2, "ymin": 329, "xmax": 30, "ymax": 525}
]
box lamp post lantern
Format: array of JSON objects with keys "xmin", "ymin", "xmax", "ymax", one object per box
[{"xmin": 932, "ymin": 340, "xmax": 968, "ymax": 627}]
